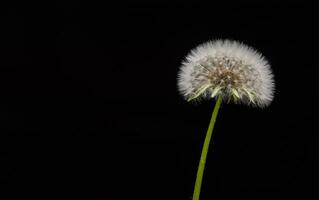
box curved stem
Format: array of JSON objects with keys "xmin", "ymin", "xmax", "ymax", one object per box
[{"xmin": 192, "ymin": 95, "xmax": 222, "ymax": 200}]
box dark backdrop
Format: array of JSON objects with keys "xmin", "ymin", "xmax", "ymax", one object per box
[{"xmin": 1, "ymin": 2, "xmax": 318, "ymax": 200}]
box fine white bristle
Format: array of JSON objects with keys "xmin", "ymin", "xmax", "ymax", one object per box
[{"xmin": 177, "ymin": 39, "xmax": 275, "ymax": 107}]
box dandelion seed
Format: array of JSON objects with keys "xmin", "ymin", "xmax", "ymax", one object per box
[{"xmin": 177, "ymin": 39, "xmax": 275, "ymax": 107}]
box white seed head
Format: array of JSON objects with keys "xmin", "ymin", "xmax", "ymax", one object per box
[{"xmin": 177, "ymin": 39, "xmax": 275, "ymax": 107}]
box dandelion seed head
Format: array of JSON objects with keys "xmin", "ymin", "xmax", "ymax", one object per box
[{"xmin": 177, "ymin": 39, "xmax": 275, "ymax": 107}]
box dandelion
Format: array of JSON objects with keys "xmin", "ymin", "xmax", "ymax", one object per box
[{"xmin": 177, "ymin": 39, "xmax": 275, "ymax": 200}]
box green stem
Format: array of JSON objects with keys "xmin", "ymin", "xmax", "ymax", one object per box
[{"xmin": 192, "ymin": 95, "xmax": 222, "ymax": 200}]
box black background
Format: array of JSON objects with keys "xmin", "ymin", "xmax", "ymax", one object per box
[{"xmin": 1, "ymin": 2, "xmax": 318, "ymax": 200}]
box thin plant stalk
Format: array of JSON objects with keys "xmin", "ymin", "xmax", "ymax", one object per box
[{"xmin": 192, "ymin": 95, "xmax": 222, "ymax": 200}]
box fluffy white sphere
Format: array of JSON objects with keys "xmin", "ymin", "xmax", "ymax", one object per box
[{"xmin": 177, "ymin": 39, "xmax": 275, "ymax": 107}]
